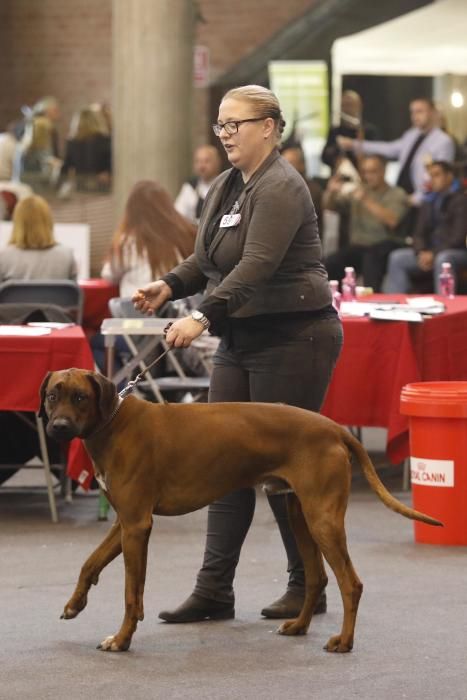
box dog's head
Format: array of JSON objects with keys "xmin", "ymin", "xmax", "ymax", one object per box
[{"xmin": 38, "ymin": 369, "xmax": 118, "ymax": 441}]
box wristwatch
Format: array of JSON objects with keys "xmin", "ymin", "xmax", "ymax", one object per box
[{"xmin": 191, "ymin": 310, "xmax": 210, "ymax": 331}]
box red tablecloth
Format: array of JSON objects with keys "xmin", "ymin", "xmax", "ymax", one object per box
[
  {"xmin": 0, "ymin": 326, "xmax": 94, "ymax": 412},
  {"xmin": 79, "ymin": 279, "xmax": 119, "ymax": 337},
  {"xmin": 321, "ymin": 295, "xmax": 467, "ymax": 464},
  {"xmin": 0, "ymin": 325, "xmax": 96, "ymax": 489}
]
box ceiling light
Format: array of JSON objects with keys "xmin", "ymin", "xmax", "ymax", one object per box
[{"xmin": 450, "ymin": 91, "xmax": 464, "ymax": 108}]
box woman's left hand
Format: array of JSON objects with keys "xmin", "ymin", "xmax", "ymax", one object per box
[{"xmin": 165, "ymin": 316, "xmax": 205, "ymax": 348}]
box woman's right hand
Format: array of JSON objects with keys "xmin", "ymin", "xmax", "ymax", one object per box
[{"xmin": 132, "ymin": 280, "xmax": 173, "ymax": 315}]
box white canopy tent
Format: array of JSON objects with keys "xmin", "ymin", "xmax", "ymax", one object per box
[{"xmin": 332, "ymin": 0, "xmax": 467, "ymax": 122}]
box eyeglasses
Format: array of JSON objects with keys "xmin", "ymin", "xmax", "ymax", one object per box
[{"xmin": 212, "ymin": 118, "xmax": 265, "ymax": 137}]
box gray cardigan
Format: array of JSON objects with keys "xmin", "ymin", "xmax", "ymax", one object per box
[
  {"xmin": 168, "ymin": 149, "xmax": 331, "ymax": 322},
  {"xmin": 0, "ymin": 243, "xmax": 78, "ymax": 283}
]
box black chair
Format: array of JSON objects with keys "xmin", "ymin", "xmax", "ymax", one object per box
[{"xmin": 0, "ymin": 279, "xmax": 83, "ymax": 324}]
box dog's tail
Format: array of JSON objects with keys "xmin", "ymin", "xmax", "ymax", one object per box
[{"xmin": 343, "ymin": 430, "xmax": 443, "ymax": 527}]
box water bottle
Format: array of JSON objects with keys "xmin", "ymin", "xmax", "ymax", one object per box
[
  {"xmin": 341, "ymin": 266, "xmax": 356, "ymax": 301},
  {"xmin": 329, "ymin": 280, "xmax": 342, "ymax": 312},
  {"xmin": 439, "ymin": 262, "xmax": 455, "ymax": 298}
]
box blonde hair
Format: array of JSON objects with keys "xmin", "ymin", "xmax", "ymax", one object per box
[
  {"xmin": 69, "ymin": 108, "xmax": 105, "ymax": 140},
  {"xmin": 222, "ymin": 85, "xmax": 286, "ymax": 142},
  {"xmin": 10, "ymin": 195, "xmax": 56, "ymax": 249}
]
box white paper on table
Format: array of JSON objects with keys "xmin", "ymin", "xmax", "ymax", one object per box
[
  {"xmin": 28, "ymin": 322, "xmax": 75, "ymax": 329},
  {"xmin": 369, "ymin": 308, "xmax": 423, "ymax": 323},
  {"xmin": 405, "ymin": 297, "xmax": 446, "ymax": 314},
  {"xmin": 0, "ymin": 325, "xmax": 51, "ymax": 336},
  {"xmin": 340, "ymin": 301, "xmax": 375, "ymax": 317}
]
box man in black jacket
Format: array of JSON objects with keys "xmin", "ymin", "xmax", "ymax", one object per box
[{"xmin": 385, "ymin": 161, "xmax": 467, "ymax": 293}]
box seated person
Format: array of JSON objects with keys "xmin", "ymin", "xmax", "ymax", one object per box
[
  {"xmin": 0, "ymin": 193, "xmax": 76, "ymax": 486},
  {"xmin": 101, "ymin": 180, "xmax": 196, "ymax": 296},
  {"xmin": 385, "ymin": 161, "xmax": 467, "ymax": 293},
  {"xmin": 324, "ymin": 155, "xmax": 409, "ymax": 291},
  {"xmin": 93, "ymin": 180, "xmax": 197, "ymax": 375},
  {"xmin": 175, "ymin": 145, "xmax": 222, "ymax": 223},
  {"xmin": 0, "ymin": 194, "xmax": 77, "ymax": 282},
  {"xmin": 59, "ymin": 107, "xmax": 111, "ymax": 193}
]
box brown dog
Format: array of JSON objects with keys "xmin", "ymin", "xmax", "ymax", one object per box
[{"xmin": 39, "ymin": 368, "xmax": 441, "ymax": 653}]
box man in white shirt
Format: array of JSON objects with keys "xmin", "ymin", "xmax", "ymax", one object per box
[{"xmin": 175, "ymin": 145, "xmax": 222, "ymax": 223}]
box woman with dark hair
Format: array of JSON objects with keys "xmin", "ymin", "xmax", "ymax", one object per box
[
  {"xmin": 101, "ymin": 180, "xmax": 196, "ymax": 296},
  {"xmin": 92, "ymin": 180, "xmax": 197, "ymax": 373}
]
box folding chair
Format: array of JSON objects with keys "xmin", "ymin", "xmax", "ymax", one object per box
[
  {"xmin": 101, "ymin": 304, "xmax": 211, "ymax": 404},
  {"xmin": 0, "ymin": 279, "xmax": 84, "ymax": 324}
]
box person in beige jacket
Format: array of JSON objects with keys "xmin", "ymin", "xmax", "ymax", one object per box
[{"xmin": 133, "ymin": 85, "xmax": 343, "ymax": 623}]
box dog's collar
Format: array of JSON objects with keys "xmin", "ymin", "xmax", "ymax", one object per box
[{"xmin": 86, "ymin": 396, "xmax": 125, "ymax": 439}]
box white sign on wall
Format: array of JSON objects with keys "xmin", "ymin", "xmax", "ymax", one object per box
[
  {"xmin": 410, "ymin": 457, "xmax": 454, "ymax": 487},
  {"xmin": 0, "ymin": 222, "xmax": 90, "ymax": 280}
]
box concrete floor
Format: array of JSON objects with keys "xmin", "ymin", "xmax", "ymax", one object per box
[{"xmin": 1, "ymin": 466, "xmax": 466, "ymax": 700}]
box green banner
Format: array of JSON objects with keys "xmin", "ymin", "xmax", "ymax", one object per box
[{"xmin": 269, "ymin": 61, "xmax": 329, "ymax": 176}]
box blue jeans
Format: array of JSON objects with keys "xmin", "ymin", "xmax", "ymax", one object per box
[{"xmin": 385, "ymin": 248, "xmax": 467, "ymax": 294}]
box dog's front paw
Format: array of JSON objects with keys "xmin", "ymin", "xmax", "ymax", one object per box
[
  {"xmin": 277, "ymin": 619, "xmax": 308, "ymax": 636},
  {"xmin": 60, "ymin": 607, "xmax": 78, "ymax": 620},
  {"xmin": 324, "ymin": 634, "xmax": 353, "ymax": 653},
  {"xmin": 97, "ymin": 635, "xmax": 130, "ymax": 652},
  {"xmin": 60, "ymin": 594, "xmax": 87, "ymax": 620}
]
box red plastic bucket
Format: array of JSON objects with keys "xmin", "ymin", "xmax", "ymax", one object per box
[{"xmin": 400, "ymin": 382, "xmax": 467, "ymax": 545}]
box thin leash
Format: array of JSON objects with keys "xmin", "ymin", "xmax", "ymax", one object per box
[
  {"xmin": 89, "ymin": 340, "xmax": 174, "ymax": 438},
  {"xmin": 118, "ymin": 323, "xmax": 174, "ymax": 399}
]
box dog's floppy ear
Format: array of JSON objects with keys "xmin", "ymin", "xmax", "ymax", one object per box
[
  {"xmin": 37, "ymin": 371, "xmax": 53, "ymax": 419},
  {"xmin": 86, "ymin": 372, "xmax": 117, "ymax": 420}
]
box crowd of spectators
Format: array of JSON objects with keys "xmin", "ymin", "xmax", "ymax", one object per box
[
  {"xmin": 318, "ymin": 93, "xmax": 467, "ymax": 293},
  {"xmin": 323, "ymin": 154, "xmax": 408, "ymax": 292},
  {"xmin": 1, "ymin": 88, "xmax": 466, "ymax": 301},
  {"xmin": 0, "ymin": 96, "xmax": 112, "ymax": 210}
]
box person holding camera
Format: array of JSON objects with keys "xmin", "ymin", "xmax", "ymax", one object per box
[{"xmin": 324, "ymin": 155, "xmax": 409, "ymax": 292}]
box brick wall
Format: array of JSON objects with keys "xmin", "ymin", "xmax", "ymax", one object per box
[
  {"xmin": 197, "ymin": 0, "xmax": 316, "ymax": 81},
  {"xmin": 0, "ymin": 0, "xmax": 315, "ymax": 148},
  {"xmin": 0, "ymin": 0, "xmax": 112, "ymax": 149}
]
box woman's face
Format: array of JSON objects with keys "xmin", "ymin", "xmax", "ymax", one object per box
[{"xmin": 216, "ymin": 98, "xmax": 273, "ymax": 176}]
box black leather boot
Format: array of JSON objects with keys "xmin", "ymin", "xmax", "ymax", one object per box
[
  {"xmin": 261, "ymin": 589, "xmax": 327, "ymax": 619},
  {"xmin": 158, "ymin": 594, "xmax": 235, "ymax": 623}
]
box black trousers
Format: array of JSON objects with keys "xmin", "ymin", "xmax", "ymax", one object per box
[
  {"xmin": 325, "ymin": 240, "xmax": 404, "ymax": 292},
  {"xmin": 192, "ymin": 315, "xmax": 343, "ymax": 604}
]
